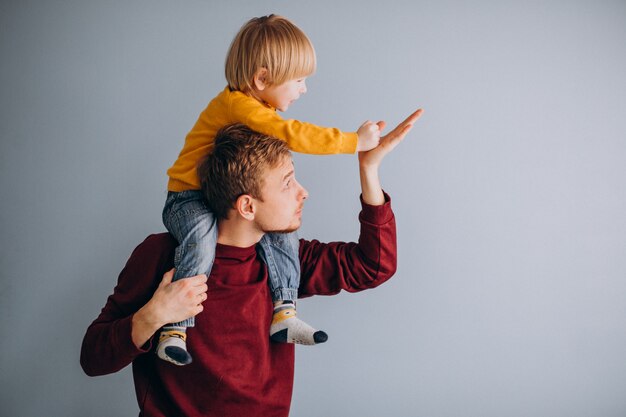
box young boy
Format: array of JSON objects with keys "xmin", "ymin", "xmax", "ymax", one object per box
[{"xmin": 159, "ymin": 14, "xmax": 382, "ymax": 366}]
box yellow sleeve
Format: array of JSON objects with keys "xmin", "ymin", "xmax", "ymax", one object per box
[{"xmin": 230, "ymin": 94, "xmax": 358, "ymax": 155}]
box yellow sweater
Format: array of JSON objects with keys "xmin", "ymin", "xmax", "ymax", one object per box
[{"xmin": 167, "ymin": 87, "xmax": 359, "ymax": 191}]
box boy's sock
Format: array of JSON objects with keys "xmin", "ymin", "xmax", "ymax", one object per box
[
  {"xmin": 270, "ymin": 301, "xmax": 328, "ymax": 345},
  {"xmin": 157, "ymin": 326, "xmax": 193, "ymax": 366}
]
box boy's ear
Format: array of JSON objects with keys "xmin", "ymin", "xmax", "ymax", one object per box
[
  {"xmin": 253, "ymin": 68, "xmax": 269, "ymax": 91},
  {"xmin": 235, "ymin": 194, "xmax": 256, "ymax": 220}
]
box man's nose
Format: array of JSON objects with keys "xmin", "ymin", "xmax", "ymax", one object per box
[
  {"xmin": 300, "ymin": 82, "xmax": 307, "ymax": 94},
  {"xmin": 297, "ymin": 181, "xmax": 308, "ymax": 200}
]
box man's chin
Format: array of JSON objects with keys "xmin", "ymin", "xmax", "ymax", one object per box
[
  {"xmin": 263, "ymin": 222, "xmax": 301, "ymax": 234},
  {"xmin": 263, "ymin": 226, "xmax": 299, "ymax": 234}
]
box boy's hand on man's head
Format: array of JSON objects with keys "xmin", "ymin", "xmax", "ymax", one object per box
[{"xmin": 356, "ymin": 120, "xmax": 383, "ymax": 152}]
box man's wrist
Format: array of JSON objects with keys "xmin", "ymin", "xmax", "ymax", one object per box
[
  {"xmin": 134, "ymin": 302, "xmax": 165, "ymax": 335},
  {"xmin": 359, "ymin": 163, "xmax": 384, "ymax": 206},
  {"xmin": 358, "ymin": 162, "xmax": 379, "ymax": 175}
]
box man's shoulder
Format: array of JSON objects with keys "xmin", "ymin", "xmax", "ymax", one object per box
[
  {"xmin": 118, "ymin": 233, "xmax": 176, "ymax": 289},
  {"xmin": 130, "ymin": 233, "xmax": 177, "ymax": 260}
]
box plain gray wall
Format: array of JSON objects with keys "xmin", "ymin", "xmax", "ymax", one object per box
[{"xmin": 1, "ymin": 1, "xmax": 625, "ymax": 416}]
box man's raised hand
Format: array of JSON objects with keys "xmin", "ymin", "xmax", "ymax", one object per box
[{"xmin": 358, "ymin": 109, "xmax": 423, "ymax": 168}]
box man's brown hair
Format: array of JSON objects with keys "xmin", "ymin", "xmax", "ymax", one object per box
[{"xmin": 198, "ymin": 123, "xmax": 291, "ymax": 220}]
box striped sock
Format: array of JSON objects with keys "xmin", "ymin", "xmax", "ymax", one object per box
[
  {"xmin": 269, "ymin": 301, "xmax": 328, "ymax": 345},
  {"xmin": 156, "ymin": 326, "xmax": 193, "ymax": 366}
]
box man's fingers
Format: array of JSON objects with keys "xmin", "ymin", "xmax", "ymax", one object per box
[
  {"xmin": 382, "ymin": 126, "xmax": 410, "ymax": 150},
  {"xmin": 395, "ymin": 122, "xmax": 415, "ymax": 141},
  {"xmin": 385, "ymin": 109, "xmax": 422, "ymax": 139},
  {"xmin": 401, "ymin": 123, "xmax": 414, "ymax": 136},
  {"xmin": 379, "ymin": 111, "xmax": 420, "ymax": 151},
  {"xmin": 403, "ymin": 109, "xmax": 423, "ymax": 126},
  {"xmin": 160, "ymin": 268, "xmax": 175, "ymax": 286},
  {"xmin": 391, "ymin": 109, "xmax": 423, "ymax": 134},
  {"xmin": 188, "ymin": 274, "xmax": 208, "ymax": 285},
  {"xmin": 376, "ymin": 120, "xmax": 386, "ymax": 133},
  {"xmin": 192, "ymin": 283, "xmax": 208, "ymax": 302}
]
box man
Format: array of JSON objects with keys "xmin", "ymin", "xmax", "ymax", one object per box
[{"xmin": 80, "ymin": 110, "xmax": 422, "ymax": 416}]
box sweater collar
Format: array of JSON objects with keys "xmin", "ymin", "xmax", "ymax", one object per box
[{"xmin": 215, "ymin": 242, "xmax": 257, "ymax": 262}]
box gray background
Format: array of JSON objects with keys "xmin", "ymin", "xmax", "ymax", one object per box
[{"xmin": 1, "ymin": 1, "xmax": 625, "ymax": 416}]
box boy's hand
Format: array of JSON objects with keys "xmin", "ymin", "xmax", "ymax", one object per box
[{"xmin": 356, "ymin": 120, "xmax": 383, "ymax": 152}]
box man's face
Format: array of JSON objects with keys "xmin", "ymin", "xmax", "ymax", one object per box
[{"xmin": 254, "ymin": 155, "xmax": 308, "ymax": 233}]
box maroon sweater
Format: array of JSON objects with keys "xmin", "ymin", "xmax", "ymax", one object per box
[{"xmin": 81, "ymin": 196, "xmax": 397, "ymax": 416}]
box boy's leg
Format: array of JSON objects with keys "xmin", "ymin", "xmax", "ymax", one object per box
[
  {"xmin": 158, "ymin": 191, "xmax": 217, "ymax": 365},
  {"xmin": 258, "ymin": 232, "xmax": 328, "ymax": 345}
]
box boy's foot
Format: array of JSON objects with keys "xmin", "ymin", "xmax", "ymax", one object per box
[
  {"xmin": 270, "ymin": 301, "xmax": 328, "ymax": 345},
  {"xmin": 157, "ymin": 327, "xmax": 193, "ymax": 366}
]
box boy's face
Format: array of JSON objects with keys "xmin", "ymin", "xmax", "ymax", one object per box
[
  {"xmin": 258, "ymin": 78, "xmax": 307, "ymax": 112},
  {"xmin": 253, "ymin": 155, "xmax": 308, "ymax": 234}
]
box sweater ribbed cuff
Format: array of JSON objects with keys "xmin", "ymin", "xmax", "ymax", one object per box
[
  {"xmin": 125, "ymin": 314, "xmax": 155, "ymax": 355},
  {"xmin": 359, "ymin": 192, "xmax": 393, "ymax": 225}
]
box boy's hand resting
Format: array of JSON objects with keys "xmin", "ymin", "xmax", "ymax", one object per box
[{"xmin": 356, "ymin": 120, "xmax": 384, "ymax": 152}]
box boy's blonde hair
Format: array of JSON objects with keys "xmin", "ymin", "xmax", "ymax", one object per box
[{"xmin": 225, "ymin": 15, "xmax": 316, "ymax": 93}]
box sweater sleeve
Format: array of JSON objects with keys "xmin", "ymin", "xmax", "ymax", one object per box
[
  {"xmin": 231, "ymin": 94, "xmax": 358, "ymax": 155},
  {"xmin": 80, "ymin": 234, "xmax": 175, "ymax": 377},
  {"xmin": 298, "ymin": 193, "xmax": 397, "ymax": 297}
]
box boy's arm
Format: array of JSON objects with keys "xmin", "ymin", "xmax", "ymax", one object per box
[
  {"xmin": 232, "ymin": 94, "xmax": 359, "ymax": 154},
  {"xmin": 298, "ymin": 110, "xmax": 423, "ymax": 296}
]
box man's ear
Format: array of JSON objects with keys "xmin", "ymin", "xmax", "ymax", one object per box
[
  {"xmin": 235, "ymin": 194, "xmax": 256, "ymax": 221},
  {"xmin": 253, "ymin": 68, "xmax": 269, "ymax": 91}
]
